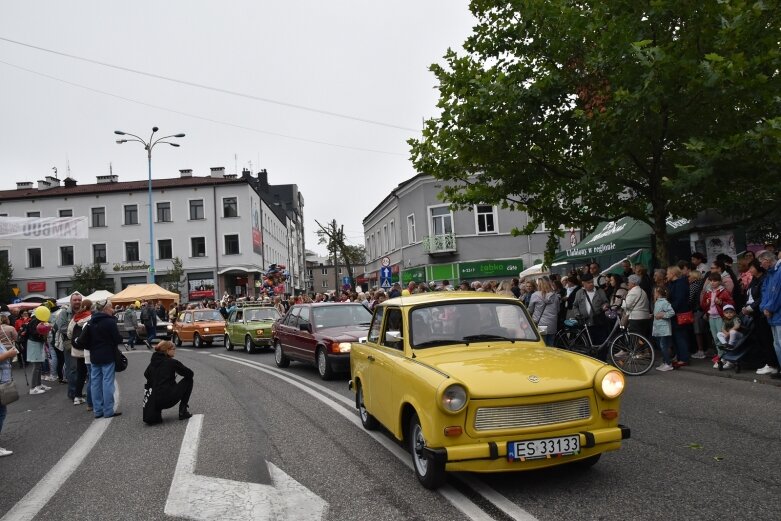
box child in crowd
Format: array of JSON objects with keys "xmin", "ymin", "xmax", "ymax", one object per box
[
  {"xmin": 717, "ymin": 304, "xmax": 744, "ymax": 349},
  {"xmin": 700, "ymin": 271, "xmax": 735, "ymax": 368},
  {"xmin": 652, "ymin": 286, "xmax": 676, "ymax": 372}
]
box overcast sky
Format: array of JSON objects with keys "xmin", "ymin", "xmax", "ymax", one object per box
[{"xmin": 0, "ymin": 1, "xmax": 475, "ymax": 256}]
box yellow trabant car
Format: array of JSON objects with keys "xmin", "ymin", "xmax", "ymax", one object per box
[{"xmin": 350, "ymin": 292, "xmax": 629, "ymax": 489}]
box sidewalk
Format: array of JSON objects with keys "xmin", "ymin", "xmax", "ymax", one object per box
[{"xmin": 674, "ymin": 355, "xmax": 781, "ymax": 388}]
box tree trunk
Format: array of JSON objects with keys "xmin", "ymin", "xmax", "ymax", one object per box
[{"xmin": 653, "ymin": 206, "xmax": 669, "ymax": 268}]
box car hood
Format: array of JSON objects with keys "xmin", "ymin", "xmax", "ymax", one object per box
[
  {"xmin": 414, "ymin": 345, "xmax": 604, "ymax": 397},
  {"xmin": 317, "ymin": 325, "xmax": 369, "ymax": 341},
  {"xmin": 245, "ymin": 319, "xmax": 276, "ymax": 326},
  {"xmin": 192, "ymin": 320, "xmax": 225, "ymax": 328}
]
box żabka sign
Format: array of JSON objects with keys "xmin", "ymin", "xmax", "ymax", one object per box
[{"xmin": 0, "ymin": 217, "xmax": 88, "ymax": 239}]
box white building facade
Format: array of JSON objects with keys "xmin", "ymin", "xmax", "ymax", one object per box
[{"xmin": 0, "ymin": 168, "xmax": 291, "ymax": 301}]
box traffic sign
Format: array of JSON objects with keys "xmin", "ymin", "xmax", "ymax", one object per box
[
  {"xmin": 381, "ymin": 257, "xmax": 391, "ymax": 267},
  {"xmin": 11, "ymin": 287, "xmax": 20, "ymax": 296},
  {"xmin": 12, "ymin": 298, "xmax": 21, "ymax": 304},
  {"xmin": 379, "ymin": 266, "xmax": 392, "ymax": 289},
  {"xmin": 342, "ymin": 276, "xmax": 350, "ymax": 286},
  {"xmin": 380, "ymin": 279, "xmax": 391, "ymax": 289}
]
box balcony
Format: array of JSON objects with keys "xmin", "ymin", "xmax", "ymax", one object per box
[{"xmin": 423, "ymin": 233, "xmax": 457, "ymax": 255}]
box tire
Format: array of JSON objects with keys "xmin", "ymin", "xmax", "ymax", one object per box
[
  {"xmin": 225, "ymin": 334, "xmax": 233, "ymax": 351},
  {"xmin": 316, "ymin": 347, "xmax": 334, "ymax": 380},
  {"xmin": 409, "ymin": 412, "xmax": 446, "ymax": 490},
  {"xmin": 245, "ymin": 336, "xmax": 255, "ymax": 354},
  {"xmin": 274, "ymin": 340, "xmax": 290, "ymax": 368},
  {"xmin": 173, "ymin": 333, "xmax": 182, "ymax": 347},
  {"xmin": 553, "ymin": 329, "xmax": 573, "ymax": 349},
  {"xmin": 609, "ymin": 332, "xmax": 654, "ymax": 376},
  {"xmin": 356, "ymin": 383, "xmax": 378, "ymax": 430},
  {"xmin": 193, "ymin": 333, "xmax": 203, "ymax": 349},
  {"xmin": 571, "ymin": 453, "xmax": 601, "ymax": 469}
]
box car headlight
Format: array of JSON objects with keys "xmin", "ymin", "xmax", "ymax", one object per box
[
  {"xmin": 598, "ymin": 370, "xmax": 625, "ymax": 399},
  {"xmin": 440, "ymin": 384, "xmax": 468, "ymax": 413},
  {"xmin": 337, "ymin": 342, "xmax": 351, "ymax": 353},
  {"xmin": 203, "ymin": 327, "xmax": 210, "ymax": 332},
  {"xmin": 167, "ymin": 325, "xmax": 173, "ymax": 331}
]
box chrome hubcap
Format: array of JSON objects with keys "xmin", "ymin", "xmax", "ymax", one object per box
[
  {"xmin": 318, "ymin": 352, "xmax": 326, "ymax": 374},
  {"xmin": 412, "ymin": 424, "xmax": 428, "ymax": 474}
]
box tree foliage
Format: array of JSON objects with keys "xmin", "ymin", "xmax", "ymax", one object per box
[
  {"xmin": 72, "ymin": 263, "xmax": 113, "ymax": 295},
  {"xmin": 316, "ymin": 220, "xmax": 366, "ymax": 290},
  {"xmin": 409, "ymin": 0, "xmax": 781, "ymax": 265},
  {"xmin": 0, "ymin": 258, "xmax": 14, "ymax": 304},
  {"xmin": 160, "ymin": 257, "xmax": 185, "ymax": 294}
]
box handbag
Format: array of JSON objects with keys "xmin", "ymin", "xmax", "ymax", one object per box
[
  {"xmin": 676, "ymin": 311, "xmax": 695, "ymax": 326},
  {"xmin": 115, "ymin": 345, "xmax": 128, "ymax": 372},
  {"xmin": 135, "ymin": 324, "xmax": 147, "ymax": 337},
  {"xmin": 0, "ymin": 380, "xmax": 19, "ymax": 406}
]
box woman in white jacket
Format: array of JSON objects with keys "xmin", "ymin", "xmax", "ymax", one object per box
[
  {"xmin": 528, "ymin": 277, "xmax": 561, "ymax": 346},
  {"xmin": 622, "ymin": 275, "xmax": 652, "ymax": 338}
]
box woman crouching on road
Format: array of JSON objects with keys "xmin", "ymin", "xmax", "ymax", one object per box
[{"xmin": 143, "ymin": 340, "xmax": 193, "ymax": 424}]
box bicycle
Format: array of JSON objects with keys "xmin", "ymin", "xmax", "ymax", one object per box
[{"xmin": 553, "ymin": 307, "xmax": 655, "ymax": 376}]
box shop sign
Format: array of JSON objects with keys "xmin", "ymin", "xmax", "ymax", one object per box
[
  {"xmin": 27, "ymin": 281, "xmax": 46, "ymax": 292},
  {"xmin": 458, "ymin": 259, "xmax": 523, "ymax": 279},
  {"xmin": 401, "ymin": 268, "xmax": 426, "ymax": 285}
]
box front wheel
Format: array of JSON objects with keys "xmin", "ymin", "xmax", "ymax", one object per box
[
  {"xmin": 173, "ymin": 333, "xmax": 182, "ymax": 347},
  {"xmin": 609, "ymin": 332, "xmax": 655, "ymax": 376},
  {"xmin": 409, "ymin": 413, "xmax": 446, "ymax": 489},
  {"xmin": 245, "ymin": 336, "xmax": 255, "ymax": 354},
  {"xmin": 193, "ymin": 333, "xmax": 203, "ymax": 349},
  {"xmin": 316, "ymin": 347, "xmax": 334, "ymax": 380},
  {"xmin": 274, "ymin": 341, "xmax": 290, "ymax": 368},
  {"xmin": 356, "ymin": 383, "xmax": 378, "ymax": 430},
  {"xmin": 225, "ymin": 334, "xmax": 233, "ymax": 351}
]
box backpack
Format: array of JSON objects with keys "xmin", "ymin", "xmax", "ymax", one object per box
[{"xmin": 71, "ymin": 321, "xmax": 92, "ymax": 350}]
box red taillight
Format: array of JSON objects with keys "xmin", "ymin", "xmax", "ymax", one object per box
[{"xmin": 601, "ymin": 409, "xmax": 618, "ymax": 420}]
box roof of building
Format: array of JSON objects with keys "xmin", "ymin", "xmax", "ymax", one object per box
[
  {"xmin": 0, "ymin": 175, "xmax": 246, "ymax": 202},
  {"xmin": 363, "ymin": 172, "xmax": 429, "ymax": 224}
]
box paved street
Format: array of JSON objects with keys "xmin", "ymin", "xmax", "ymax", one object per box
[{"xmin": 1, "ymin": 346, "xmax": 779, "ymax": 521}]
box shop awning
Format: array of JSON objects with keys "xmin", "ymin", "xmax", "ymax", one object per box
[{"xmin": 554, "ymin": 218, "xmax": 653, "ymax": 264}]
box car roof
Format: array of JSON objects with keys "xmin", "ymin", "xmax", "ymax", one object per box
[
  {"xmin": 295, "ymin": 302, "xmax": 365, "ymax": 307},
  {"xmin": 381, "ymin": 291, "xmax": 521, "ymax": 307}
]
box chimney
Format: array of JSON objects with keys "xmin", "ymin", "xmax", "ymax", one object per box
[
  {"xmin": 179, "ymin": 169, "xmax": 193, "ymax": 178},
  {"xmin": 16, "ymin": 181, "xmax": 33, "ymax": 190},
  {"xmin": 96, "ymin": 174, "xmax": 119, "ymax": 184},
  {"xmin": 210, "ymin": 167, "xmax": 225, "ymax": 178},
  {"xmin": 258, "ymin": 168, "xmax": 269, "ymax": 189},
  {"xmin": 63, "ymin": 177, "xmax": 77, "ymax": 188},
  {"xmin": 224, "ymin": 173, "xmax": 237, "ymax": 179},
  {"xmin": 46, "ymin": 176, "xmax": 61, "ymax": 187},
  {"xmin": 37, "ymin": 180, "xmax": 52, "ymax": 190}
]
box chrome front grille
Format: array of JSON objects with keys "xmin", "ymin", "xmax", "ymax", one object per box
[{"xmin": 474, "ymin": 397, "xmax": 591, "ymax": 431}]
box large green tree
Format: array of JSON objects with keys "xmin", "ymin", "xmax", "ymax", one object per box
[
  {"xmin": 72, "ymin": 263, "xmax": 113, "ymax": 295},
  {"xmin": 0, "ymin": 258, "xmax": 14, "ymax": 304},
  {"xmin": 410, "ymin": 0, "xmax": 781, "ymax": 265}
]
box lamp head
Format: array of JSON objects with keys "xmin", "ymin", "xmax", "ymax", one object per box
[
  {"xmin": 169, "ymin": 143, "xmax": 180, "ymax": 147},
  {"xmin": 115, "ymin": 140, "xmax": 126, "ymax": 144},
  {"xmin": 114, "ymin": 130, "xmax": 126, "ymax": 135},
  {"xmin": 152, "ymin": 126, "xmax": 159, "ymax": 132},
  {"xmin": 174, "ymin": 133, "xmax": 185, "ymax": 138}
]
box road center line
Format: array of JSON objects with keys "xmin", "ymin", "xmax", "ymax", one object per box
[
  {"xmin": 1, "ymin": 418, "xmax": 113, "ymax": 521},
  {"xmin": 210, "ymin": 354, "xmax": 513, "ymax": 521}
]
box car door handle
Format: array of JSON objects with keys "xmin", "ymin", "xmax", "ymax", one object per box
[{"xmin": 367, "ymin": 355, "xmax": 375, "ymax": 362}]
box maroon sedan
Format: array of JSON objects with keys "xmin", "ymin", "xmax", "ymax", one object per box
[{"xmin": 272, "ymin": 302, "xmax": 372, "ymax": 379}]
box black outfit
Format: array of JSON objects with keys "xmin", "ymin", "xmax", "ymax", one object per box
[
  {"xmin": 143, "ymin": 352, "xmax": 194, "ymax": 424},
  {"xmin": 84, "ymin": 312, "xmax": 123, "ymax": 365},
  {"xmin": 745, "ymin": 274, "xmax": 777, "ymax": 367}
]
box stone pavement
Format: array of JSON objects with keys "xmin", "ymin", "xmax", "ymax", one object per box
[{"xmin": 674, "ymin": 354, "xmax": 781, "ymax": 388}]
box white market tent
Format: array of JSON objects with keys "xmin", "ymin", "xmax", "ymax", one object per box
[
  {"xmin": 518, "ymin": 263, "xmax": 549, "ymax": 281},
  {"xmin": 84, "ymin": 290, "xmax": 114, "ymax": 303}
]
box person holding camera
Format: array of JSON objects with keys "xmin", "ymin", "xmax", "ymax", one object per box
[{"xmin": 143, "ymin": 340, "xmax": 193, "ymax": 424}]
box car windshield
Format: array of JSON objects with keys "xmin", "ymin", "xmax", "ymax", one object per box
[
  {"xmin": 312, "ymin": 305, "xmax": 372, "ymax": 329},
  {"xmin": 410, "ymin": 301, "xmax": 538, "ymax": 349},
  {"xmin": 244, "ymin": 308, "xmax": 281, "ymax": 322},
  {"xmin": 194, "ymin": 310, "xmax": 223, "ymax": 322}
]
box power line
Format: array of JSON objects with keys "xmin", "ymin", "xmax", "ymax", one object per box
[
  {"xmin": 0, "ymin": 36, "xmax": 419, "ymax": 132},
  {"xmin": 0, "ymin": 59, "xmax": 408, "ymax": 157}
]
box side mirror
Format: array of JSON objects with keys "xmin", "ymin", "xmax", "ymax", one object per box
[
  {"xmin": 299, "ymin": 322, "xmax": 311, "ymax": 332},
  {"xmin": 385, "ymin": 331, "xmax": 402, "ymax": 343}
]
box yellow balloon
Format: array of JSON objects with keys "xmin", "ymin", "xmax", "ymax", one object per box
[
  {"xmin": 135, "ymin": 300, "xmax": 141, "ymax": 308},
  {"xmin": 34, "ymin": 305, "xmax": 51, "ymax": 322}
]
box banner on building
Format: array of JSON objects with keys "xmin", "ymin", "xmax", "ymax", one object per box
[
  {"xmin": 188, "ymin": 278, "xmax": 215, "ymax": 300},
  {"xmin": 0, "ymin": 217, "xmax": 88, "ymax": 239},
  {"xmin": 251, "ymin": 197, "xmax": 263, "ymax": 255}
]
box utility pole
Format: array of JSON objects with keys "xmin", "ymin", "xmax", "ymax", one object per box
[{"xmin": 332, "ymin": 219, "xmax": 339, "ymax": 295}]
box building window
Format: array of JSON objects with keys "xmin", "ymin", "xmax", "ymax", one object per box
[
  {"xmin": 476, "ymin": 204, "xmax": 496, "ymax": 233},
  {"xmin": 59, "ymin": 209, "xmax": 73, "ymax": 217},
  {"xmin": 93, "ymin": 244, "xmax": 107, "ymax": 264},
  {"xmin": 407, "ymin": 214, "xmax": 416, "ymax": 244},
  {"xmin": 158, "ymin": 239, "xmax": 173, "ymax": 260},
  {"xmin": 60, "ymin": 246, "xmax": 74, "ymax": 266},
  {"xmin": 223, "ymin": 197, "xmax": 238, "ymax": 218},
  {"xmin": 430, "ymin": 206, "xmax": 453, "ymax": 235},
  {"xmin": 28, "ymin": 248, "xmax": 42, "ymax": 268},
  {"xmin": 189, "ymin": 200, "xmax": 205, "ymax": 221},
  {"xmin": 389, "ymin": 220, "xmax": 396, "ymax": 250},
  {"xmin": 91, "ymin": 207, "xmax": 106, "ymax": 227},
  {"xmin": 157, "ymin": 202, "xmax": 172, "ymax": 222},
  {"xmin": 224, "ymin": 234, "xmax": 240, "ymax": 255},
  {"xmin": 191, "ymin": 237, "xmax": 206, "ymax": 257},
  {"xmin": 125, "ymin": 241, "xmax": 140, "ymax": 262},
  {"xmin": 27, "ymin": 211, "xmax": 40, "ymax": 218},
  {"xmin": 124, "ymin": 204, "xmax": 139, "ymax": 225},
  {"xmin": 382, "ymin": 225, "xmax": 389, "ymax": 253},
  {"xmin": 322, "ymin": 280, "xmax": 328, "ymax": 288},
  {"xmin": 0, "ymin": 250, "xmax": 8, "ymax": 265},
  {"xmin": 307, "ymin": 269, "xmax": 313, "ymax": 278}
]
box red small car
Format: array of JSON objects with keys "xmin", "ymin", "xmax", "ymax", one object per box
[{"xmin": 272, "ymin": 302, "xmax": 372, "ymax": 379}]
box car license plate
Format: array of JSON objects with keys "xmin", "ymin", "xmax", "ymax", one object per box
[{"xmin": 507, "ymin": 435, "xmax": 580, "ymax": 461}]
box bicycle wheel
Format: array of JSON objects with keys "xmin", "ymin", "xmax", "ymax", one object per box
[
  {"xmin": 553, "ymin": 329, "xmax": 574, "ymax": 350},
  {"xmin": 559, "ymin": 329, "xmax": 591, "ymax": 355},
  {"xmin": 609, "ymin": 332, "xmax": 655, "ymax": 376}
]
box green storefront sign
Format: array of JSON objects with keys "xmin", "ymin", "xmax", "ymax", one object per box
[
  {"xmin": 401, "ymin": 268, "xmax": 426, "ymax": 285},
  {"xmin": 426, "ymin": 263, "xmax": 458, "ymax": 282},
  {"xmin": 458, "ymin": 259, "xmax": 524, "ymax": 280}
]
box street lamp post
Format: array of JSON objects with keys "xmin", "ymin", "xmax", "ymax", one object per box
[{"xmin": 115, "ymin": 127, "xmax": 185, "ymax": 284}]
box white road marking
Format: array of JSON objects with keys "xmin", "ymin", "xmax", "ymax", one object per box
[
  {"xmin": 165, "ymin": 414, "xmax": 327, "ymax": 521},
  {"xmin": 210, "ymin": 354, "xmax": 509, "ymax": 521},
  {"xmin": 0, "ymin": 418, "xmax": 113, "ymax": 521}
]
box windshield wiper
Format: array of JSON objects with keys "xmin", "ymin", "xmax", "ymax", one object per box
[
  {"xmin": 413, "ymin": 339, "xmax": 462, "ymax": 348},
  {"xmin": 358, "ymin": 322, "xmax": 372, "ymax": 326},
  {"xmin": 462, "ymin": 334, "xmax": 516, "ymax": 343}
]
